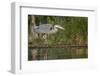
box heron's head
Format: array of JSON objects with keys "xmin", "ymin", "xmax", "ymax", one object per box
[{"xmin": 54, "ymin": 25, "xmax": 64, "ymax": 30}]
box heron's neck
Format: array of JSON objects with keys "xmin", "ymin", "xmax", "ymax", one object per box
[{"xmin": 54, "ymin": 27, "xmax": 58, "ymax": 32}]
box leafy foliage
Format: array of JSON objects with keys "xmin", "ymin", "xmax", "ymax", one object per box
[{"xmin": 28, "ymin": 15, "xmax": 88, "ymax": 45}]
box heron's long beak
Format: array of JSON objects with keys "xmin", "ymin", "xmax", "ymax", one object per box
[{"xmin": 55, "ymin": 25, "xmax": 64, "ymax": 30}]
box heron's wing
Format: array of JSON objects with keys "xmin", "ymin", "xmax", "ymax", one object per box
[
  {"xmin": 35, "ymin": 24, "xmax": 53, "ymax": 33},
  {"xmin": 39, "ymin": 24, "xmax": 52, "ymax": 29}
]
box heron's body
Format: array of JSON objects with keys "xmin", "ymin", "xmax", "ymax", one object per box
[{"xmin": 34, "ymin": 24, "xmax": 63, "ymax": 34}]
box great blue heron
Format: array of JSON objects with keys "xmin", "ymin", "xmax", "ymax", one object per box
[
  {"xmin": 33, "ymin": 24, "xmax": 64, "ymax": 60},
  {"xmin": 33, "ymin": 24, "xmax": 64, "ymax": 39}
]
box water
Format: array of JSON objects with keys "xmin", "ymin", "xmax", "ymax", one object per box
[{"xmin": 28, "ymin": 47, "xmax": 88, "ymax": 61}]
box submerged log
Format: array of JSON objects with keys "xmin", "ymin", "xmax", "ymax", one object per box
[{"xmin": 29, "ymin": 44, "xmax": 88, "ymax": 49}]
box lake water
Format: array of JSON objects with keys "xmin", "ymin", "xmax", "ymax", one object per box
[{"xmin": 28, "ymin": 47, "xmax": 88, "ymax": 61}]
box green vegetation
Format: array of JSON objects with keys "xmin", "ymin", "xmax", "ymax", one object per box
[
  {"xmin": 28, "ymin": 15, "xmax": 88, "ymax": 60},
  {"xmin": 28, "ymin": 15, "xmax": 88, "ymax": 45}
]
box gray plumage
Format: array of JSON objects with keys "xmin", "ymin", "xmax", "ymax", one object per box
[{"xmin": 34, "ymin": 24, "xmax": 64, "ymax": 34}]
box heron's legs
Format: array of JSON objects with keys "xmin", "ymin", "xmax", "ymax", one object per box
[
  {"xmin": 37, "ymin": 33, "xmax": 42, "ymax": 39},
  {"xmin": 37, "ymin": 33, "xmax": 49, "ymax": 60},
  {"xmin": 43, "ymin": 34, "xmax": 49, "ymax": 60},
  {"xmin": 44, "ymin": 50, "xmax": 48, "ymax": 60}
]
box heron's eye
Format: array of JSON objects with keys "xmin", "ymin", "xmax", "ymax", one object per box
[{"xmin": 50, "ymin": 27, "xmax": 53, "ymax": 30}]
